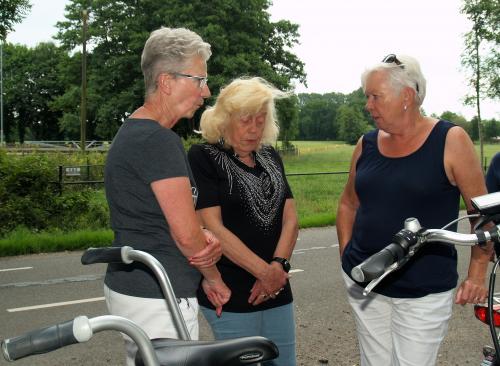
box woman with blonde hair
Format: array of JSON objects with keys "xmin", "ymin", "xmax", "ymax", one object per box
[{"xmin": 188, "ymin": 77, "xmax": 299, "ymax": 366}]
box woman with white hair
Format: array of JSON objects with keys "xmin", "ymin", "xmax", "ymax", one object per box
[
  {"xmin": 188, "ymin": 77, "xmax": 299, "ymax": 366},
  {"xmin": 104, "ymin": 27, "xmax": 230, "ymax": 365},
  {"xmin": 337, "ymin": 54, "xmax": 491, "ymax": 366}
]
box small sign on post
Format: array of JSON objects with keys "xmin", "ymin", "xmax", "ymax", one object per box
[{"xmin": 65, "ymin": 167, "xmax": 81, "ymax": 176}]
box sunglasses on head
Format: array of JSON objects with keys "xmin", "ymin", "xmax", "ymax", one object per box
[
  {"xmin": 381, "ymin": 54, "xmax": 419, "ymax": 93},
  {"xmin": 382, "ymin": 54, "xmax": 403, "ymax": 67}
]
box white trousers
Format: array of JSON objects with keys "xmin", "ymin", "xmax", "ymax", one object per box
[
  {"xmin": 104, "ymin": 285, "xmax": 199, "ymax": 366},
  {"xmin": 342, "ymin": 271, "xmax": 453, "ymax": 366}
]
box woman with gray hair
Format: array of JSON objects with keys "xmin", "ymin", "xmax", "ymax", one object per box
[
  {"xmin": 103, "ymin": 27, "xmax": 230, "ymax": 365},
  {"xmin": 188, "ymin": 77, "xmax": 299, "ymax": 366},
  {"xmin": 337, "ymin": 54, "xmax": 491, "ymax": 366}
]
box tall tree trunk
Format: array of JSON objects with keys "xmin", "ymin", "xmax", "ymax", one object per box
[{"xmin": 474, "ymin": 26, "xmax": 484, "ymax": 171}]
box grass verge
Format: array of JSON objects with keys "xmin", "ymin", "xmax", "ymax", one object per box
[{"xmin": 0, "ymin": 227, "xmax": 113, "ymax": 256}]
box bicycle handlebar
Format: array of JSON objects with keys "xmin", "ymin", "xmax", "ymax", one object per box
[
  {"xmin": 350, "ymin": 217, "xmax": 500, "ymax": 294},
  {"xmin": 81, "ymin": 246, "xmax": 131, "ymax": 265},
  {"xmin": 1, "ymin": 319, "xmax": 79, "ymax": 361},
  {"xmin": 351, "ymin": 228, "xmax": 418, "ymax": 282},
  {"xmin": 1, "ymin": 315, "xmax": 159, "ymax": 365},
  {"xmin": 351, "ymin": 243, "xmax": 405, "ymax": 283}
]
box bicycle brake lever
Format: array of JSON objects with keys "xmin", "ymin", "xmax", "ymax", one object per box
[{"xmin": 363, "ymin": 262, "xmax": 399, "ymax": 296}]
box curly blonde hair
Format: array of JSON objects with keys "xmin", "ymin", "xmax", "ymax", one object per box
[{"xmin": 199, "ymin": 77, "xmax": 290, "ymax": 149}]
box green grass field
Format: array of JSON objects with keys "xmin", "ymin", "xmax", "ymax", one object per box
[
  {"xmin": 279, "ymin": 141, "xmax": 352, "ymax": 228},
  {"xmin": 280, "ymin": 140, "xmax": 498, "ymax": 229}
]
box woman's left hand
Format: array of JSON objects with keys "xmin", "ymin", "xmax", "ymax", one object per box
[
  {"xmin": 455, "ymin": 277, "xmax": 488, "ymax": 305},
  {"xmin": 189, "ymin": 229, "xmax": 222, "ymax": 268},
  {"xmin": 248, "ymin": 279, "xmax": 285, "ymax": 306},
  {"xmin": 248, "ymin": 280, "xmax": 269, "ymax": 306},
  {"xmin": 201, "ymin": 277, "xmax": 231, "ymax": 317}
]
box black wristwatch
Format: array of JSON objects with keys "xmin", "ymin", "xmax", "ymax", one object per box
[{"xmin": 271, "ymin": 257, "xmax": 291, "ymax": 273}]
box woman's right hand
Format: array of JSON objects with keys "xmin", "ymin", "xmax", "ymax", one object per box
[
  {"xmin": 188, "ymin": 229, "xmax": 222, "ymax": 268},
  {"xmin": 201, "ymin": 277, "xmax": 231, "ymax": 317},
  {"xmin": 262, "ymin": 261, "xmax": 289, "ymax": 292}
]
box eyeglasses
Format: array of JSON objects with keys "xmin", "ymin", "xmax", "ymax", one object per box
[
  {"xmin": 381, "ymin": 54, "xmax": 419, "ymax": 93},
  {"xmin": 172, "ymin": 72, "xmax": 208, "ymax": 89}
]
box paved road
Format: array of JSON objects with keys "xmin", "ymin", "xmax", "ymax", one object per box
[{"xmin": 0, "ymin": 222, "xmax": 494, "ymax": 365}]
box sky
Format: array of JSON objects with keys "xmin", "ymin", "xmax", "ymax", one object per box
[{"xmin": 6, "ymin": 0, "xmax": 499, "ymax": 120}]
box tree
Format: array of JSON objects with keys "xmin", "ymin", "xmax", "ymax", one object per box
[
  {"xmin": 440, "ymin": 111, "xmax": 470, "ymax": 135},
  {"xmin": 0, "ymin": 0, "xmax": 31, "ymax": 40},
  {"xmin": 461, "ymin": 0, "xmax": 500, "ymax": 167},
  {"xmin": 345, "ymin": 88, "xmax": 372, "ymax": 126},
  {"xmin": 3, "ymin": 42, "xmax": 71, "ymax": 142},
  {"xmin": 337, "ymin": 105, "xmax": 370, "ymax": 145},
  {"xmin": 1, "ymin": 0, "xmax": 32, "ymax": 145},
  {"xmin": 470, "ymin": 116, "xmax": 480, "ymax": 141},
  {"xmin": 54, "ymin": 0, "xmax": 306, "ymax": 139},
  {"xmin": 277, "ymin": 95, "xmax": 299, "ymax": 147},
  {"xmin": 297, "ymin": 93, "xmax": 345, "ymax": 140},
  {"xmin": 483, "ymin": 118, "xmax": 500, "ymax": 141}
]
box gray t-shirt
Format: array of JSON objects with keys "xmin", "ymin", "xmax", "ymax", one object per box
[{"xmin": 104, "ymin": 118, "xmax": 200, "ymax": 298}]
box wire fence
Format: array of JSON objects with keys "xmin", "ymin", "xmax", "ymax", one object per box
[{"xmin": 54, "ymin": 164, "xmax": 350, "ymax": 194}]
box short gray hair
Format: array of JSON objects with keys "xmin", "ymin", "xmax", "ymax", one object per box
[
  {"xmin": 141, "ymin": 27, "xmax": 212, "ymax": 97},
  {"xmin": 361, "ymin": 54, "xmax": 427, "ymax": 106}
]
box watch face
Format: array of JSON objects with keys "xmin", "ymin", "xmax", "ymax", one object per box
[
  {"xmin": 273, "ymin": 257, "xmax": 290, "ymax": 272},
  {"xmin": 282, "ymin": 259, "xmax": 291, "ymax": 272}
]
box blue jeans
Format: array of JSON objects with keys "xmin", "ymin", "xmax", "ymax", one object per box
[{"xmin": 201, "ymin": 303, "xmax": 296, "ymax": 366}]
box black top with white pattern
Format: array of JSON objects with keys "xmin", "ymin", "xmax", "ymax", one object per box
[{"xmin": 188, "ymin": 143, "xmax": 293, "ymax": 312}]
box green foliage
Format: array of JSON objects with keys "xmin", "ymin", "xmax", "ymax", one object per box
[
  {"xmin": 461, "ymin": 0, "xmax": 500, "ymax": 101},
  {"xmin": 51, "ymin": 0, "xmax": 306, "ymax": 140},
  {"xmin": 297, "ymin": 88, "xmax": 371, "ymax": 143},
  {"xmin": 460, "ymin": 0, "xmax": 499, "ymax": 165},
  {"xmin": 484, "ymin": 119, "xmax": 500, "ymax": 140},
  {"xmin": 468, "ymin": 116, "xmax": 500, "ymax": 141},
  {"xmin": 182, "ymin": 134, "xmax": 204, "ymax": 151},
  {"xmin": 2, "ymin": 42, "xmax": 72, "ymax": 142},
  {"xmin": 337, "ymin": 105, "xmax": 370, "ymax": 145},
  {"xmin": 0, "ymin": 0, "xmax": 31, "ymax": 40},
  {"xmin": 277, "ymin": 95, "xmax": 299, "ymax": 145},
  {"xmin": 440, "ymin": 111, "xmax": 469, "ymax": 131},
  {"xmin": 0, "ymin": 150, "xmax": 58, "ymax": 234},
  {"xmin": 297, "ymin": 93, "xmax": 342, "ymax": 140},
  {"xmin": 0, "ymin": 150, "xmax": 108, "ymax": 237}
]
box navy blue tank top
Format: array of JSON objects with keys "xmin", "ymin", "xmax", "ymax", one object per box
[{"xmin": 342, "ymin": 120, "xmax": 460, "ymax": 298}]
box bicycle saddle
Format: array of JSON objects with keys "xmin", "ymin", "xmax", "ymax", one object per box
[{"xmin": 135, "ymin": 336, "xmax": 278, "ymax": 366}]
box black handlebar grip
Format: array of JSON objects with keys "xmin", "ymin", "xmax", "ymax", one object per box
[
  {"xmin": 1, "ymin": 320, "xmax": 77, "ymax": 361},
  {"xmin": 81, "ymin": 247, "xmax": 123, "ymax": 265},
  {"xmin": 351, "ymin": 243, "xmax": 405, "ymax": 282}
]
